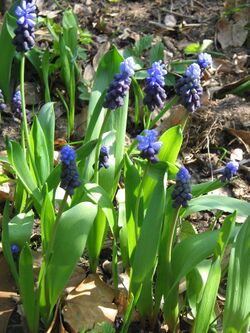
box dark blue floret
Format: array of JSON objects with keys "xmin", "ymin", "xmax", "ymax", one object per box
[
  {"xmin": 99, "ymin": 145, "xmax": 110, "ymax": 169},
  {"xmin": 11, "ymin": 244, "xmax": 20, "ymax": 261},
  {"xmin": 103, "ymin": 57, "xmax": 134, "ymax": 110},
  {"xmin": 13, "ymin": 1, "xmax": 37, "ymax": 53},
  {"xmin": 172, "ymin": 166, "xmax": 192, "ymax": 208},
  {"xmin": 175, "ymin": 63, "xmax": 203, "ymax": 113},
  {"xmin": 221, "ymin": 160, "xmax": 239, "ymax": 182},
  {"xmin": 143, "ymin": 60, "xmax": 167, "ymax": 112},
  {"xmin": 60, "ymin": 146, "xmax": 81, "ymax": 196},
  {"xmin": 12, "ymin": 90, "xmax": 22, "ymax": 119},
  {"xmin": 197, "ymin": 53, "xmax": 213, "ymax": 71},
  {"xmin": 0, "ymin": 89, "xmax": 7, "ymax": 111},
  {"xmin": 136, "ymin": 129, "xmax": 162, "ymax": 163}
]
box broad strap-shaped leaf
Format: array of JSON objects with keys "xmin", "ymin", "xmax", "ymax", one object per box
[
  {"xmin": 223, "ymin": 215, "xmax": 250, "ymax": 333},
  {"xmin": 0, "ymin": 12, "xmax": 16, "ymax": 101},
  {"xmin": 30, "ymin": 116, "xmax": 51, "ymax": 185},
  {"xmin": 8, "ymin": 210, "xmax": 34, "ymax": 248},
  {"xmin": 193, "ymin": 212, "xmax": 236, "ymax": 333},
  {"xmin": 37, "ymin": 102, "xmax": 55, "ymax": 171},
  {"xmin": 19, "ymin": 243, "xmax": 39, "ymax": 332},
  {"xmin": 7, "ymin": 140, "xmax": 42, "ymax": 205},
  {"xmin": 184, "ymin": 195, "xmax": 250, "ymax": 218},
  {"xmin": 131, "ymin": 172, "xmax": 167, "ymax": 284},
  {"xmin": 39, "ymin": 202, "xmax": 97, "ymax": 323}
]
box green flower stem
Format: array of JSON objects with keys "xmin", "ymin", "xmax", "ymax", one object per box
[
  {"xmin": 150, "ymin": 95, "xmax": 180, "ymax": 128},
  {"xmin": 69, "ymin": 62, "xmax": 75, "ymax": 136},
  {"xmin": 134, "ymin": 162, "xmax": 150, "ymax": 240},
  {"xmin": 113, "ymin": 94, "xmax": 180, "ymax": 192},
  {"xmin": 20, "ymin": 54, "xmax": 41, "ymax": 188},
  {"xmin": 166, "ymin": 207, "xmax": 180, "ymax": 265},
  {"xmin": 163, "ymin": 206, "xmax": 181, "ymax": 331},
  {"xmin": 93, "ymin": 109, "xmax": 111, "ymax": 183},
  {"xmin": 56, "ymin": 88, "xmax": 70, "ymax": 140}
]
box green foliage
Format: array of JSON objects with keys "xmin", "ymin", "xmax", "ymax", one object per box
[
  {"xmin": 0, "ymin": 12, "xmax": 16, "ymax": 101},
  {"xmin": 223, "ymin": 215, "xmax": 250, "ymax": 333},
  {"xmin": 2, "ymin": 10, "xmax": 250, "ymax": 332}
]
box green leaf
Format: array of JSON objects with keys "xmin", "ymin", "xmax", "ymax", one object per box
[
  {"xmin": 2, "ymin": 202, "xmax": 19, "ymax": 286},
  {"xmin": 37, "ymin": 103, "xmax": 55, "ymax": 172},
  {"xmin": 30, "ymin": 117, "xmax": 50, "ymax": 185},
  {"xmin": 124, "ymin": 154, "xmax": 141, "ymax": 260},
  {"xmin": 134, "ymin": 35, "xmax": 153, "ymax": 56},
  {"xmin": 215, "ymin": 211, "xmax": 236, "ymax": 258},
  {"xmin": 158, "ymin": 125, "xmax": 183, "ymax": 163},
  {"xmin": 192, "ymin": 179, "xmax": 226, "ymax": 197},
  {"xmin": 41, "ymin": 50, "xmax": 51, "ymax": 102},
  {"xmin": 184, "ymin": 43, "xmax": 201, "ymax": 55},
  {"xmin": 83, "ymin": 183, "xmax": 117, "ymax": 237},
  {"xmin": 39, "ymin": 202, "xmax": 97, "ymax": 322},
  {"xmin": 193, "ymin": 257, "xmax": 221, "ymax": 333},
  {"xmin": 193, "ymin": 212, "xmax": 236, "ymax": 333},
  {"xmin": 223, "ymin": 215, "xmax": 250, "ymax": 333},
  {"xmin": 40, "ymin": 187, "xmax": 55, "ymax": 255},
  {"xmin": 19, "ymin": 243, "xmax": 39, "ymax": 333},
  {"xmin": 7, "ymin": 141, "xmax": 42, "ymax": 205},
  {"xmin": 26, "ymin": 48, "xmax": 43, "ymax": 81},
  {"xmin": 131, "ymin": 173, "xmax": 166, "ymax": 283},
  {"xmin": 62, "ymin": 10, "xmax": 78, "ymax": 55},
  {"xmin": 149, "ymin": 42, "xmax": 164, "ymax": 64},
  {"xmin": 171, "ymin": 226, "xmax": 240, "ymax": 292},
  {"xmin": 186, "ymin": 260, "xmax": 211, "ymax": 316},
  {"xmin": 8, "ymin": 211, "xmax": 34, "ymax": 248},
  {"xmin": 184, "ymin": 195, "xmax": 250, "ymax": 218},
  {"xmin": 0, "ymin": 12, "xmax": 16, "ymax": 101},
  {"xmin": 143, "ymin": 126, "xmax": 182, "ymax": 205}
]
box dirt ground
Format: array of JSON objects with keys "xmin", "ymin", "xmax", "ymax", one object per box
[{"xmin": 1, "ymin": 1, "xmax": 250, "ymax": 332}]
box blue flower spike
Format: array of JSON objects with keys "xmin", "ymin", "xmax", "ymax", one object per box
[
  {"xmin": 136, "ymin": 129, "xmax": 162, "ymax": 163},
  {"xmin": 172, "ymin": 166, "xmax": 192, "ymax": 208},
  {"xmin": 221, "ymin": 160, "xmax": 239, "ymax": 182},
  {"xmin": 99, "ymin": 145, "xmax": 110, "ymax": 169},
  {"xmin": 15, "ymin": 0, "xmax": 37, "ymax": 28},
  {"xmin": 197, "ymin": 53, "xmax": 213, "ymax": 71},
  {"xmin": 11, "ymin": 244, "xmax": 20, "ymax": 261},
  {"xmin": 103, "ymin": 57, "xmax": 135, "ymax": 110},
  {"xmin": 0, "ymin": 89, "xmax": 7, "ymax": 111},
  {"xmin": 13, "ymin": 90, "xmax": 22, "ymax": 119},
  {"xmin": 143, "ymin": 60, "xmax": 167, "ymax": 112},
  {"xmin": 60, "ymin": 145, "xmax": 81, "ymax": 196},
  {"xmin": 13, "ymin": 0, "xmax": 37, "ymax": 53},
  {"xmin": 175, "ymin": 63, "xmax": 203, "ymax": 113}
]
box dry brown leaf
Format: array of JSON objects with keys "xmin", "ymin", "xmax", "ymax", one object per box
[
  {"xmin": 93, "ymin": 42, "xmax": 111, "ymax": 72},
  {"xmin": 226, "ymin": 128, "xmax": 250, "ymax": 151},
  {"xmin": 62, "ymin": 274, "xmax": 117, "ymax": 332},
  {"xmin": 217, "ymin": 7, "xmax": 250, "ymax": 49},
  {"xmin": 0, "ymin": 255, "xmax": 18, "ymax": 333}
]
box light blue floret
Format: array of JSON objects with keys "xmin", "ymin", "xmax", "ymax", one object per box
[
  {"xmin": 15, "ymin": 0, "xmax": 36, "ymax": 28},
  {"xmin": 60, "ymin": 145, "xmax": 77, "ymax": 165}
]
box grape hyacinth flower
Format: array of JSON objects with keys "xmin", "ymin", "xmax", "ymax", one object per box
[
  {"xmin": 99, "ymin": 145, "xmax": 110, "ymax": 169},
  {"xmin": 172, "ymin": 166, "xmax": 192, "ymax": 208},
  {"xmin": 197, "ymin": 53, "xmax": 213, "ymax": 71},
  {"xmin": 13, "ymin": 0, "xmax": 37, "ymax": 53},
  {"xmin": 221, "ymin": 160, "xmax": 239, "ymax": 182},
  {"xmin": 175, "ymin": 63, "xmax": 203, "ymax": 113},
  {"xmin": 103, "ymin": 57, "xmax": 135, "ymax": 110},
  {"xmin": 11, "ymin": 244, "xmax": 20, "ymax": 261},
  {"xmin": 60, "ymin": 145, "xmax": 81, "ymax": 196},
  {"xmin": 136, "ymin": 129, "xmax": 162, "ymax": 163},
  {"xmin": 13, "ymin": 90, "xmax": 22, "ymax": 119},
  {"xmin": 0, "ymin": 89, "xmax": 6, "ymax": 111},
  {"xmin": 143, "ymin": 60, "xmax": 167, "ymax": 112}
]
